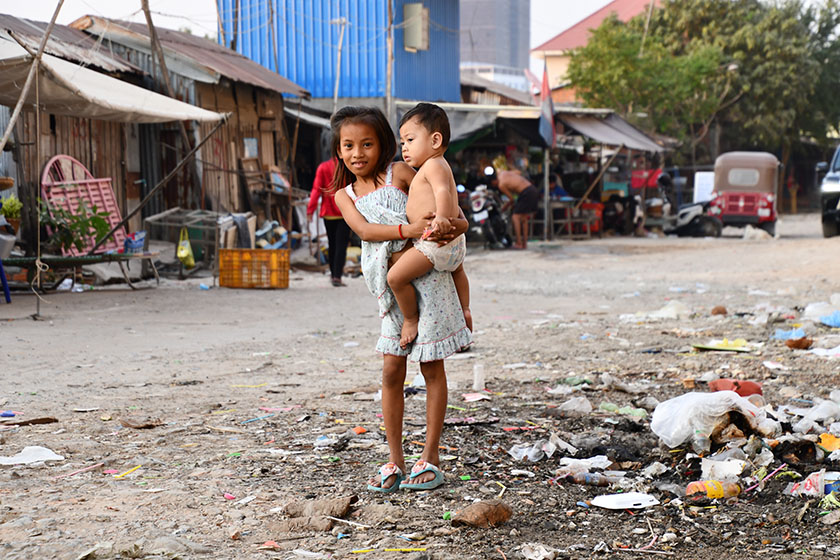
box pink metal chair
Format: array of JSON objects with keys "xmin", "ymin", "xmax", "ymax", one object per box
[{"xmin": 40, "ymin": 155, "xmax": 126, "ymax": 256}]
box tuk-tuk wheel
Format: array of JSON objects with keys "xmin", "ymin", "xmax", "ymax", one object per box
[
  {"xmin": 822, "ymin": 219, "xmax": 838, "ymax": 238},
  {"xmin": 692, "ymin": 216, "xmax": 722, "ymax": 238}
]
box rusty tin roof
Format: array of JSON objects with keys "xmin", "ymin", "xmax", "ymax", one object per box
[
  {"xmin": 0, "ymin": 13, "xmax": 138, "ymax": 73},
  {"xmin": 72, "ymin": 15, "xmax": 309, "ymax": 98}
]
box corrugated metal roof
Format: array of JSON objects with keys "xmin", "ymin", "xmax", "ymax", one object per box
[
  {"xmin": 0, "ymin": 13, "xmax": 137, "ymax": 73},
  {"xmin": 460, "ymin": 71, "xmax": 535, "ymax": 106},
  {"xmin": 71, "ymin": 15, "xmax": 309, "ymax": 98}
]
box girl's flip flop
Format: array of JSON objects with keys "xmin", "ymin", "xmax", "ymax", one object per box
[
  {"xmin": 401, "ymin": 460, "xmax": 444, "ymax": 491},
  {"xmin": 366, "ymin": 462, "xmax": 404, "ymax": 493}
]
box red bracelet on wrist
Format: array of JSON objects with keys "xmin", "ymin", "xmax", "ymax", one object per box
[{"xmin": 398, "ymin": 224, "xmax": 405, "ymax": 240}]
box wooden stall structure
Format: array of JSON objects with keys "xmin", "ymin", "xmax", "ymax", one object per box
[{"xmin": 71, "ymin": 16, "xmax": 309, "ymax": 223}]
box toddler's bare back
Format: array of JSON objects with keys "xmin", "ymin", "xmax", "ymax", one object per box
[{"xmin": 405, "ymin": 156, "xmax": 459, "ymax": 223}]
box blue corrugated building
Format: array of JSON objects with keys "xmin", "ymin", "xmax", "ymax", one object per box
[{"xmin": 217, "ymin": 0, "xmax": 460, "ymax": 103}]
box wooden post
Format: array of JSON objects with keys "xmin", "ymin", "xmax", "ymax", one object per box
[
  {"xmin": 573, "ymin": 145, "xmax": 623, "ymax": 213},
  {"xmin": 543, "ymin": 148, "xmax": 550, "ymax": 241},
  {"xmin": 142, "ymin": 0, "xmax": 202, "ymax": 207}
]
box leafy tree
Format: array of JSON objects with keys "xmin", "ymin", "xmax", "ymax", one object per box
[{"xmin": 567, "ymin": 0, "xmax": 839, "ymax": 165}]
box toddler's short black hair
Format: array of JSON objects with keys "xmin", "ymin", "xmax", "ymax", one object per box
[{"xmin": 399, "ymin": 102, "xmax": 450, "ymax": 148}]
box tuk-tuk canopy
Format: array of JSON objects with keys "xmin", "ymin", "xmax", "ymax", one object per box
[{"xmin": 714, "ymin": 152, "xmax": 779, "ymax": 194}]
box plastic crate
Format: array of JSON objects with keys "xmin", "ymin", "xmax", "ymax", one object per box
[{"xmin": 219, "ymin": 249, "xmax": 289, "ymax": 289}]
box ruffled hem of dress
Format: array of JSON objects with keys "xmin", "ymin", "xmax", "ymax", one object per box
[
  {"xmin": 376, "ymin": 335, "xmax": 411, "ymax": 357},
  {"xmin": 409, "ymin": 327, "xmax": 473, "ymax": 363}
]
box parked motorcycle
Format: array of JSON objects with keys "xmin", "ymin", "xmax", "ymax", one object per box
[
  {"xmin": 464, "ymin": 184, "xmax": 512, "ymax": 249},
  {"xmin": 663, "ymin": 200, "xmax": 722, "ymax": 237},
  {"xmin": 656, "ymin": 173, "xmax": 722, "ymax": 237}
]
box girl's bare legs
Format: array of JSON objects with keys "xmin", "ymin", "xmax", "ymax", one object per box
[
  {"xmin": 367, "ymin": 354, "xmax": 407, "ymax": 489},
  {"xmin": 387, "ymin": 248, "xmax": 434, "ymax": 348},
  {"xmin": 451, "ymin": 264, "xmax": 472, "ymax": 332},
  {"xmin": 413, "ymin": 359, "xmax": 447, "ymax": 483}
]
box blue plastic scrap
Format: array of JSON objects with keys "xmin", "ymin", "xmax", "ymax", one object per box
[
  {"xmin": 820, "ymin": 311, "xmax": 840, "ymax": 328},
  {"xmin": 773, "ymin": 328, "xmax": 806, "ymax": 340}
]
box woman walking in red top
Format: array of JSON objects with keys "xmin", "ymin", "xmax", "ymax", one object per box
[{"xmin": 307, "ymin": 158, "xmax": 351, "ymax": 286}]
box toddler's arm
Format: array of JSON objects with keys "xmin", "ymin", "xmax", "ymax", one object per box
[{"xmin": 426, "ymin": 162, "xmax": 454, "ymax": 233}]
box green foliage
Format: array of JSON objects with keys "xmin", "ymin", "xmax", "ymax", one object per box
[
  {"xmin": 39, "ymin": 198, "xmax": 111, "ymax": 253},
  {"xmin": 567, "ymin": 0, "xmax": 840, "ymax": 162},
  {"xmin": 0, "ymin": 194, "xmax": 22, "ymax": 219}
]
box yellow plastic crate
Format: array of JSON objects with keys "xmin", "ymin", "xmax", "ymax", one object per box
[{"xmin": 219, "ymin": 248, "xmax": 289, "ymax": 289}]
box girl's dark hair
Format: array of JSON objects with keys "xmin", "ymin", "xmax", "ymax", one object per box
[{"xmin": 329, "ymin": 106, "xmax": 397, "ymax": 193}]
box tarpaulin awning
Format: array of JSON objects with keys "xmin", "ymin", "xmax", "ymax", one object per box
[
  {"xmin": 559, "ymin": 113, "xmax": 663, "ymax": 152},
  {"xmin": 0, "ymin": 39, "xmax": 225, "ymax": 123},
  {"xmin": 396, "ymin": 102, "xmax": 664, "ymax": 153}
]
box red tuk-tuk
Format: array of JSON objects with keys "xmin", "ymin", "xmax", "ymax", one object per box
[{"xmin": 708, "ymin": 152, "xmax": 779, "ymax": 236}]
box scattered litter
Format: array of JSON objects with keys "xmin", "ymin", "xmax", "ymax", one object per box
[
  {"xmin": 692, "ymin": 338, "xmax": 751, "ymax": 352},
  {"xmin": 0, "ymin": 446, "xmax": 64, "ymax": 465},
  {"xmin": 787, "ymin": 337, "xmax": 814, "ymax": 350},
  {"xmin": 552, "ymin": 396, "xmax": 592, "ymax": 417},
  {"xmin": 620, "ymin": 300, "xmax": 691, "ymax": 322},
  {"xmin": 0, "ymin": 416, "xmax": 58, "ymax": 427},
  {"xmin": 462, "ymin": 392, "xmax": 491, "ymax": 402},
  {"xmin": 700, "ymin": 458, "xmax": 747, "ymax": 482},
  {"xmin": 651, "ymin": 391, "xmax": 780, "ymax": 452},
  {"xmin": 54, "ymin": 462, "xmax": 104, "ymax": 479},
  {"xmin": 521, "ymin": 543, "xmax": 560, "ymax": 560},
  {"xmin": 820, "ymin": 311, "xmax": 840, "ymax": 328},
  {"xmin": 773, "ymin": 328, "xmax": 806, "ymax": 340},
  {"xmin": 642, "ymin": 462, "xmax": 668, "ymax": 478},
  {"xmin": 810, "ymin": 344, "xmax": 840, "ymax": 358},
  {"xmin": 708, "ymin": 378, "xmax": 762, "ymax": 397},
  {"xmin": 113, "ymin": 465, "xmax": 142, "ymax": 479},
  {"xmin": 763, "ymin": 361, "xmax": 790, "ymax": 371},
  {"xmin": 590, "ymin": 492, "xmax": 659, "ymax": 510}
]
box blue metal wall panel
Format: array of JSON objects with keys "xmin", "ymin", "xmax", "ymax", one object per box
[
  {"xmin": 393, "ymin": 0, "xmax": 460, "ymax": 102},
  {"xmin": 219, "ymin": 0, "xmax": 389, "ymax": 99}
]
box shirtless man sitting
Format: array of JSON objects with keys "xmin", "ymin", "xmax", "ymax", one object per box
[{"xmin": 492, "ymin": 169, "xmax": 540, "ymax": 250}]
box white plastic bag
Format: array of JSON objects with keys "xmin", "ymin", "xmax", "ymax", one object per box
[
  {"xmin": 650, "ymin": 391, "xmax": 780, "ymax": 452},
  {"xmin": 792, "ymin": 398, "xmax": 840, "ymax": 434}
]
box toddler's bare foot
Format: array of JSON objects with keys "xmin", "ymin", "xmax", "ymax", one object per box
[
  {"xmin": 463, "ymin": 307, "xmax": 473, "ymax": 332},
  {"xmin": 400, "ymin": 317, "xmax": 419, "ymax": 349}
]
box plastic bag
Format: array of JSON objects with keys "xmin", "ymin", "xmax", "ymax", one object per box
[
  {"xmin": 792, "ymin": 398, "xmax": 840, "ymax": 434},
  {"xmin": 650, "ymin": 390, "xmax": 780, "ymax": 452},
  {"xmin": 177, "ymin": 227, "xmax": 195, "ymax": 268}
]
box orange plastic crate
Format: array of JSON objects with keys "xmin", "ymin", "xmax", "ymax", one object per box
[{"xmin": 219, "ymin": 249, "xmax": 289, "ymax": 289}]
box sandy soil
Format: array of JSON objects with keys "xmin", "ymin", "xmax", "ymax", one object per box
[{"xmin": 1, "ymin": 214, "xmax": 840, "ymax": 559}]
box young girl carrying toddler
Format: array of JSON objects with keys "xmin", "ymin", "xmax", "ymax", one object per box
[{"xmin": 332, "ymin": 106, "xmax": 472, "ymax": 492}]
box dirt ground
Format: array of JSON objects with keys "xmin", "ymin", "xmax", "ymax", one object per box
[{"xmin": 2, "ymin": 213, "xmax": 840, "ymax": 559}]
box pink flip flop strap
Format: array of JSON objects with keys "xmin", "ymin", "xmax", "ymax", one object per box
[
  {"xmin": 411, "ymin": 460, "xmax": 439, "ymax": 475},
  {"xmin": 381, "ymin": 462, "xmax": 402, "ymax": 477}
]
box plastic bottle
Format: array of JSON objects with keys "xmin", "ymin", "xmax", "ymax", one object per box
[
  {"xmin": 685, "ymin": 480, "xmax": 741, "ymax": 499},
  {"xmin": 567, "ymin": 472, "xmax": 617, "ymax": 487},
  {"xmin": 472, "ymin": 363, "xmax": 485, "ymax": 391}
]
